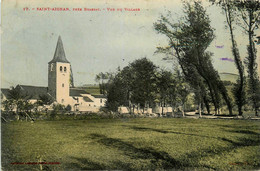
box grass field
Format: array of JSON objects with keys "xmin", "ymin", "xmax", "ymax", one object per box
[{"xmin": 2, "ymin": 118, "xmax": 260, "ymax": 170}]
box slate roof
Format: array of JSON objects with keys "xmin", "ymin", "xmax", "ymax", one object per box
[
  {"xmin": 83, "ymin": 96, "xmax": 93, "ymax": 102},
  {"xmin": 69, "ymin": 88, "xmax": 89, "ymax": 97},
  {"xmin": 49, "ymin": 36, "xmax": 70, "ymax": 64},
  {"xmin": 1, "ymin": 88, "xmax": 11, "ymax": 99},
  {"xmin": 16, "ymin": 85, "xmax": 49, "ymax": 100},
  {"xmin": 2, "ymin": 85, "xmax": 105, "ymax": 102},
  {"xmin": 92, "ymin": 94, "xmax": 107, "ymax": 98}
]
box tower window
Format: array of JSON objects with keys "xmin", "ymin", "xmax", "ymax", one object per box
[
  {"xmin": 100, "ymin": 99, "xmax": 102, "ymax": 103},
  {"xmin": 50, "ymin": 64, "xmax": 54, "ymax": 71},
  {"xmin": 60, "ymin": 66, "xmax": 63, "ymax": 72},
  {"xmin": 64, "ymin": 67, "xmax": 67, "ymax": 72},
  {"xmin": 62, "ymin": 83, "xmax": 64, "ymax": 87},
  {"xmin": 62, "ymin": 99, "xmax": 64, "ymax": 103}
]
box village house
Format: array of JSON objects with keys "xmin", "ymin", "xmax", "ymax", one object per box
[{"xmin": 1, "ymin": 36, "xmax": 107, "ymax": 112}]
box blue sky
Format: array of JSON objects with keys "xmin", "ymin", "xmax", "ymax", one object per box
[{"xmin": 1, "ymin": 0, "xmax": 259, "ymax": 88}]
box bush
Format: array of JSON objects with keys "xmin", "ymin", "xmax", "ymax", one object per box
[
  {"xmin": 48, "ymin": 104, "xmax": 65, "ymax": 120},
  {"xmin": 99, "ymin": 107, "xmax": 109, "ymax": 113},
  {"xmin": 65, "ymin": 104, "xmax": 72, "ymax": 111}
]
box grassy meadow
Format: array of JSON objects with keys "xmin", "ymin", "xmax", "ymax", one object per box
[{"xmin": 2, "ymin": 118, "xmax": 260, "ymax": 170}]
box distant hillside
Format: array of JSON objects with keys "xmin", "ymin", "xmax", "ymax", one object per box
[
  {"xmin": 219, "ymin": 72, "xmax": 239, "ymax": 83},
  {"xmin": 76, "ymin": 85, "xmax": 100, "ymax": 95},
  {"xmin": 85, "ymin": 86, "xmax": 101, "ymax": 95},
  {"xmin": 75, "ymin": 73, "xmax": 239, "ymax": 94},
  {"xmin": 80, "ymin": 84, "xmax": 99, "ymax": 87}
]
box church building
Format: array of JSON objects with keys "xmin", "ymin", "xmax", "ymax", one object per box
[{"xmin": 1, "ymin": 36, "xmax": 106, "ymax": 112}]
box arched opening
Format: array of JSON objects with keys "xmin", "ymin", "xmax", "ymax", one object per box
[
  {"xmin": 64, "ymin": 67, "xmax": 67, "ymax": 72},
  {"xmin": 50, "ymin": 64, "xmax": 54, "ymax": 71},
  {"xmin": 60, "ymin": 66, "xmax": 63, "ymax": 72}
]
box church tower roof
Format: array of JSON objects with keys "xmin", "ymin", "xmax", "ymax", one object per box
[{"xmin": 49, "ymin": 36, "xmax": 70, "ymax": 64}]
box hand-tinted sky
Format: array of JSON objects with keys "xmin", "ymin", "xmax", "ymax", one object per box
[{"xmin": 1, "ymin": 0, "xmax": 259, "ymax": 88}]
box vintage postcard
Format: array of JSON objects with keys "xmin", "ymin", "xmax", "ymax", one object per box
[{"xmin": 1, "ymin": 0, "xmax": 260, "ymax": 170}]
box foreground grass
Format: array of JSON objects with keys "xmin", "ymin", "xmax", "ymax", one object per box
[{"xmin": 2, "ymin": 118, "xmax": 260, "ymax": 170}]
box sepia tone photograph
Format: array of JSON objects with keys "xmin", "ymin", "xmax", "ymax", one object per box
[{"xmin": 1, "ymin": 0, "xmax": 260, "ymax": 170}]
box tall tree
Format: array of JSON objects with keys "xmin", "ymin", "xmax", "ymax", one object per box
[
  {"xmin": 95, "ymin": 72, "xmax": 110, "ymax": 95},
  {"xmin": 235, "ymin": 1, "xmax": 260, "ymax": 116},
  {"xmin": 69, "ymin": 65, "xmax": 75, "ymax": 88},
  {"xmin": 174, "ymin": 70, "xmax": 190, "ymax": 117},
  {"xmin": 129, "ymin": 58, "xmax": 158, "ymax": 111},
  {"xmin": 6, "ymin": 87, "xmax": 29, "ymax": 120},
  {"xmin": 210, "ymin": 0, "xmax": 246, "ymax": 116},
  {"xmin": 154, "ymin": 1, "xmax": 233, "ymax": 115},
  {"xmin": 106, "ymin": 73, "xmax": 129, "ymax": 111},
  {"xmin": 157, "ymin": 69, "xmax": 177, "ymax": 115},
  {"xmin": 106, "ymin": 58, "xmax": 158, "ymax": 112}
]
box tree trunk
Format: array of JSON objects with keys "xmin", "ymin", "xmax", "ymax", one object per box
[
  {"xmin": 1, "ymin": 116, "xmax": 7, "ymax": 122},
  {"xmin": 171, "ymin": 102, "xmax": 175, "ymax": 117},
  {"xmin": 182, "ymin": 103, "xmax": 185, "ymax": 117},
  {"xmin": 214, "ymin": 107, "xmax": 217, "ymax": 115},
  {"xmin": 161, "ymin": 101, "xmax": 164, "ymax": 116},
  {"xmin": 129, "ymin": 104, "xmax": 132, "ymax": 114},
  {"xmin": 199, "ymin": 103, "xmax": 202, "ymax": 118},
  {"xmin": 247, "ymin": 10, "xmax": 258, "ymax": 117},
  {"xmin": 225, "ymin": 4, "xmax": 245, "ymax": 116},
  {"xmin": 224, "ymin": 95, "xmax": 233, "ymax": 115},
  {"xmin": 203, "ymin": 96, "xmax": 210, "ymax": 115},
  {"xmin": 25, "ymin": 112, "xmax": 33, "ymax": 121},
  {"xmin": 238, "ymin": 105, "xmax": 243, "ymax": 116},
  {"xmin": 196, "ymin": 67, "xmax": 218, "ymax": 115},
  {"xmin": 217, "ymin": 80, "xmax": 233, "ymax": 115}
]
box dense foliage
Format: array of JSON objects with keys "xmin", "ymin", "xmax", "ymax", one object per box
[
  {"xmin": 105, "ymin": 58, "xmax": 190, "ymax": 113},
  {"xmin": 154, "ymin": 1, "xmax": 232, "ymax": 115}
]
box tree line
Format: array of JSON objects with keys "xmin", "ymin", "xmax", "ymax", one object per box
[
  {"xmin": 102, "ymin": 58, "xmax": 191, "ymax": 115},
  {"xmin": 102, "ymin": 0, "xmax": 260, "ymax": 116},
  {"xmin": 154, "ymin": 0, "xmax": 260, "ymax": 116}
]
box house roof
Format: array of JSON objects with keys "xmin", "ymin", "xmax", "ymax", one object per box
[
  {"xmin": 69, "ymin": 88, "xmax": 106, "ymax": 101},
  {"xmin": 69, "ymin": 88, "xmax": 89, "ymax": 97},
  {"xmin": 16, "ymin": 85, "xmax": 49, "ymax": 100},
  {"xmin": 92, "ymin": 94, "xmax": 106, "ymax": 98},
  {"xmin": 2, "ymin": 85, "xmax": 106, "ymax": 101},
  {"xmin": 1, "ymin": 88, "xmax": 11, "ymax": 99},
  {"xmin": 49, "ymin": 36, "xmax": 70, "ymax": 64},
  {"xmin": 83, "ymin": 96, "xmax": 93, "ymax": 102}
]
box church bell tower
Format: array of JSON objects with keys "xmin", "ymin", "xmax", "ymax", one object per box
[{"xmin": 48, "ymin": 36, "xmax": 71, "ymax": 104}]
